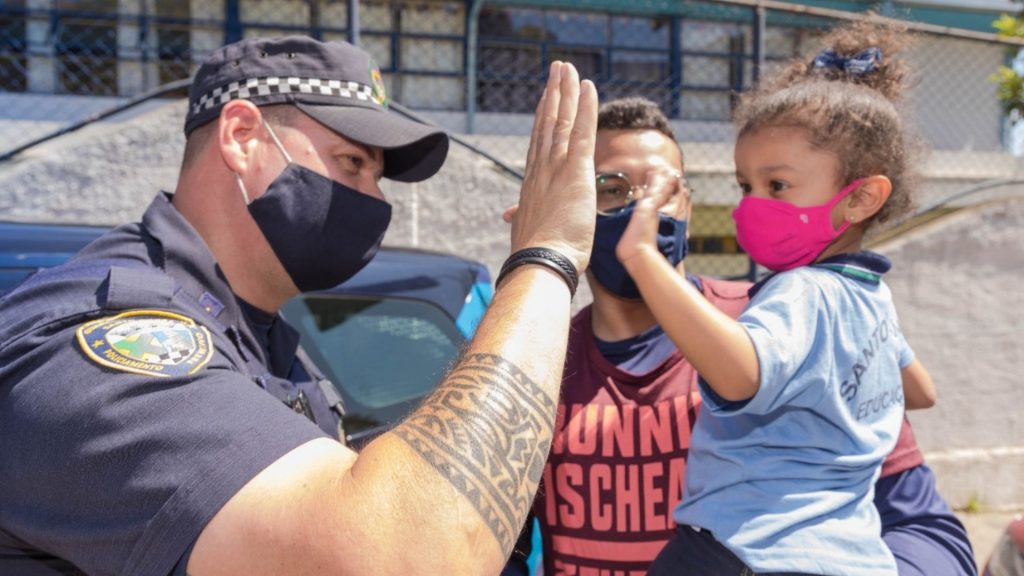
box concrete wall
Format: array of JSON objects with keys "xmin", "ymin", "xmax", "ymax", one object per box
[
  {"xmin": 0, "ymin": 100, "xmax": 188, "ymax": 227},
  {"xmin": 875, "ymin": 198, "xmax": 1024, "ymax": 510}
]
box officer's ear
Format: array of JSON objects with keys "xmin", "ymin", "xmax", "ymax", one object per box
[{"xmin": 218, "ymin": 100, "xmax": 264, "ymax": 175}]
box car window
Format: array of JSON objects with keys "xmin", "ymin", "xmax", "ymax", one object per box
[{"xmin": 282, "ymin": 294, "xmax": 465, "ymax": 411}]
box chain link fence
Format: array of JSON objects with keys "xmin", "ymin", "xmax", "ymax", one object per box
[{"xmin": 1, "ymin": 0, "xmax": 1023, "ymax": 279}]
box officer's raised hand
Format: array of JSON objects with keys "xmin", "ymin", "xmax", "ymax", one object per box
[
  {"xmin": 189, "ymin": 52, "xmax": 600, "ymax": 576},
  {"xmin": 0, "ymin": 32, "xmax": 603, "ymax": 576},
  {"xmin": 505, "ymin": 61, "xmax": 599, "ymax": 287}
]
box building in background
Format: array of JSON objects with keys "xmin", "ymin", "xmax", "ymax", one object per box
[{"xmin": 0, "ymin": 1, "xmax": 1016, "ymax": 138}]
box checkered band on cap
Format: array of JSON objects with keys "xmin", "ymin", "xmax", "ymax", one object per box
[{"xmin": 190, "ymin": 76, "xmax": 381, "ymax": 117}]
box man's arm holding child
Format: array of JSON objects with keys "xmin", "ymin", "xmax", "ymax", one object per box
[{"xmin": 901, "ymin": 358, "xmax": 936, "ymax": 410}]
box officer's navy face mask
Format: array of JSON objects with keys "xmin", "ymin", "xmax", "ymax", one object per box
[
  {"xmin": 589, "ymin": 206, "xmax": 688, "ymax": 300},
  {"xmin": 237, "ymin": 121, "xmax": 392, "ymax": 293}
]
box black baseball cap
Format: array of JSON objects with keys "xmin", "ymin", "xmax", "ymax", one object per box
[{"xmin": 185, "ymin": 35, "xmax": 449, "ymax": 183}]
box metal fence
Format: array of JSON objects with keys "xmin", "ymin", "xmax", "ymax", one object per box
[{"xmin": 1, "ymin": 0, "xmax": 1023, "ymax": 278}]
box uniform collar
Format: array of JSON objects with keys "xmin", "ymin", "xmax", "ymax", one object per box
[
  {"xmin": 748, "ymin": 251, "xmax": 891, "ymax": 298},
  {"xmin": 142, "ymin": 193, "xmax": 237, "ymax": 323},
  {"xmin": 140, "ymin": 193, "xmax": 300, "ymax": 376},
  {"xmin": 812, "ymin": 251, "xmax": 891, "ymax": 284}
]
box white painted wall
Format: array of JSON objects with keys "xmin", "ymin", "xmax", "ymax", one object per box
[{"xmin": 876, "ymin": 198, "xmax": 1024, "ymax": 510}]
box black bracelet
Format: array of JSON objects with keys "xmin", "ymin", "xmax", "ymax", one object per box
[{"xmin": 496, "ymin": 247, "xmax": 579, "ymax": 298}]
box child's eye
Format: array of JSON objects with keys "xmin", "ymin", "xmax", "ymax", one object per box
[
  {"xmin": 737, "ymin": 183, "xmax": 752, "ymax": 195},
  {"xmin": 769, "ymin": 180, "xmax": 788, "ymax": 194}
]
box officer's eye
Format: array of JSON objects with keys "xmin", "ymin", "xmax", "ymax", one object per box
[{"xmin": 339, "ymin": 154, "xmax": 364, "ymax": 173}]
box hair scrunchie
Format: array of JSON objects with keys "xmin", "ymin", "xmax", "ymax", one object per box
[{"xmin": 810, "ymin": 47, "xmax": 883, "ymax": 76}]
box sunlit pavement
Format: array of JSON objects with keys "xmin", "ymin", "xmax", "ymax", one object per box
[{"xmin": 957, "ymin": 509, "xmax": 1023, "ymax": 573}]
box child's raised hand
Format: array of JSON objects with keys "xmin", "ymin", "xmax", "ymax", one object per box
[{"xmin": 615, "ymin": 169, "xmax": 688, "ymax": 265}]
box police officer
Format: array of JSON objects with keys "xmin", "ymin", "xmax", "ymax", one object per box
[{"xmin": 0, "ymin": 36, "xmax": 598, "ymax": 575}]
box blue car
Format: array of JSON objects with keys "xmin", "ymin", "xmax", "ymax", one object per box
[{"xmin": 0, "ymin": 220, "xmax": 493, "ymax": 448}]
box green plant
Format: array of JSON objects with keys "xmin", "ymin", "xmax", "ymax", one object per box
[
  {"xmin": 990, "ymin": 13, "xmax": 1024, "ymax": 120},
  {"xmin": 994, "ymin": 13, "xmax": 1024, "ymax": 37},
  {"xmin": 960, "ymin": 494, "xmax": 985, "ymax": 515},
  {"xmin": 991, "ymin": 66, "xmax": 1024, "ymax": 117}
]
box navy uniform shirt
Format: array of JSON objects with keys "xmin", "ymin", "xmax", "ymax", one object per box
[{"xmin": 0, "ymin": 194, "xmax": 337, "ymax": 576}]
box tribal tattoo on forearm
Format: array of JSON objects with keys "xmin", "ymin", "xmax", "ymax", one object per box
[{"xmin": 393, "ymin": 352, "xmax": 557, "ymax": 554}]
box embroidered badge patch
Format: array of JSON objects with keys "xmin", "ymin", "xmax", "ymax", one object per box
[{"xmin": 76, "ymin": 310, "xmax": 214, "ymax": 377}]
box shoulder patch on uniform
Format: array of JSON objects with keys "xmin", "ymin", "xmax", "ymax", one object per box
[{"xmin": 76, "ymin": 310, "xmax": 213, "ymax": 377}]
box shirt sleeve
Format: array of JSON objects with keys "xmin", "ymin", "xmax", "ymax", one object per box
[
  {"xmin": 709, "ymin": 270, "xmax": 827, "ymax": 416},
  {"xmin": 897, "ymin": 321, "xmax": 915, "ymax": 369},
  {"xmin": 0, "ymin": 320, "xmax": 327, "ymax": 576}
]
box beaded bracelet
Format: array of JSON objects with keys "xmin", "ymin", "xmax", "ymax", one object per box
[{"xmin": 495, "ymin": 247, "xmax": 579, "ymax": 298}]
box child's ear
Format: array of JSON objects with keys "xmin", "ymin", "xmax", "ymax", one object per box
[{"xmin": 844, "ymin": 175, "xmax": 892, "ymax": 224}]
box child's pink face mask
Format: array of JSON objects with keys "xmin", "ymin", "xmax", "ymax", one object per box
[{"xmin": 731, "ymin": 179, "xmax": 863, "ymax": 272}]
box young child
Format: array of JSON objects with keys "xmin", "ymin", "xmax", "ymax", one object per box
[{"xmin": 617, "ymin": 22, "xmax": 933, "ymax": 576}]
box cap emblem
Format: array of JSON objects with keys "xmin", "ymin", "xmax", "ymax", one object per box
[{"xmin": 369, "ymin": 65, "xmax": 389, "ymax": 108}]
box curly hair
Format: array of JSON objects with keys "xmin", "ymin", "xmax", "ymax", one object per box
[
  {"xmin": 733, "ymin": 19, "xmax": 926, "ymax": 225},
  {"xmin": 597, "ymin": 97, "xmax": 683, "ymax": 167}
]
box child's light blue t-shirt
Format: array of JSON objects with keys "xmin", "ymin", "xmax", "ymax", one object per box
[{"xmin": 675, "ymin": 253, "xmax": 913, "ymax": 576}]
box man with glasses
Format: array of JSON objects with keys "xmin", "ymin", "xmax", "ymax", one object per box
[
  {"xmin": 503, "ymin": 97, "xmax": 976, "ymax": 576},
  {"xmin": 502, "ymin": 96, "xmax": 751, "ymax": 576}
]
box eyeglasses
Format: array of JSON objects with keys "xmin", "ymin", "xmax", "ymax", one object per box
[{"xmin": 595, "ymin": 171, "xmax": 692, "ymax": 216}]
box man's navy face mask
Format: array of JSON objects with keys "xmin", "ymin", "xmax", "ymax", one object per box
[
  {"xmin": 237, "ymin": 121, "xmax": 392, "ymax": 293},
  {"xmin": 589, "ymin": 206, "xmax": 688, "ymax": 300}
]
